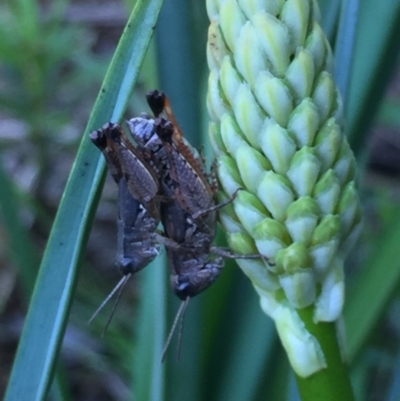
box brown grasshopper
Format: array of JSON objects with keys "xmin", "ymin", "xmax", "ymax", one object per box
[
  {"xmin": 127, "ymin": 92, "xmax": 234, "ymax": 298},
  {"xmin": 88, "ymin": 122, "xmax": 160, "ymax": 331},
  {"xmin": 143, "ymin": 90, "xmax": 268, "ymax": 359}
]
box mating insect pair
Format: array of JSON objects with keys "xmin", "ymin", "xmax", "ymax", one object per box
[{"xmin": 90, "ymin": 90, "xmax": 267, "ymax": 359}]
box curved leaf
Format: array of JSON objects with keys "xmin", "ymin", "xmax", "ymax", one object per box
[
  {"xmin": 346, "ymin": 0, "xmax": 400, "ymax": 153},
  {"xmin": 4, "ymin": 1, "xmax": 164, "ymax": 400},
  {"xmin": 344, "ymin": 206, "xmax": 400, "ymax": 362}
]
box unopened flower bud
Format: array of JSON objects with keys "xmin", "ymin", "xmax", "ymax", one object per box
[{"xmin": 207, "ymin": 0, "xmax": 362, "ymax": 377}]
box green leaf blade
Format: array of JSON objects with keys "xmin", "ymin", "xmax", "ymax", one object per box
[{"xmin": 4, "ymin": 1, "xmax": 164, "ymax": 400}]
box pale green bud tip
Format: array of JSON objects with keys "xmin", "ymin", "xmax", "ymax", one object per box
[
  {"xmin": 207, "ymin": 0, "xmax": 362, "ymax": 377},
  {"xmin": 258, "ymin": 294, "xmax": 327, "ymax": 376}
]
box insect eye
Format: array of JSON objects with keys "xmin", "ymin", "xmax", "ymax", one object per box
[
  {"xmin": 119, "ymin": 258, "xmax": 135, "ymax": 275},
  {"xmin": 177, "ymin": 280, "xmax": 189, "ymax": 292},
  {"xmin": 173, "ymin": 279, "xmax": 193, "ymax": 300}
]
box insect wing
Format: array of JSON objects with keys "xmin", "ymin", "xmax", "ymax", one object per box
[
  {"xmin": 117, "ymin": 143, "xmax": 159, "ymax": 202},
  {"xmin": 168, "ymin": 139, "xmax": 213, "ymax": 213},
  {"xmin": 99, "ymin": 123, "xmax": 160, "ymax": 220},
  {"xmin": 146, "ymin": 90, "xmax": 211, "ymax": 192},
  {"xmin": 155, "ymin": 118, "xmax": 214, "ymax": 219}
]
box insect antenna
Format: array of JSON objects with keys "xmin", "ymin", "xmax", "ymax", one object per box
[
  {"xmin": 176, "ymin": 297, "xmax": 190, "ymax": 361},
  {"xmin": 161, "ymin": 297, "xmax": 190, "ymax": 362},
  {"xmin": 87, "ymin": 274, "xmax": 131, "ymax": 335}
]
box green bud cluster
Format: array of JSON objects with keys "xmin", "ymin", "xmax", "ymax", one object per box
[{"xmin": 206, "ymin": 0, "xmax": 362, "ymax": 376}]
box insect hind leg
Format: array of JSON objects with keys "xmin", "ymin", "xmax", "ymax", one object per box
[
  {"xmin": 191, "ymin": 188, "xmax": 242, "ymax": 220},
  {"xmin": 211, "ymin": 246, "xmax": 273, "ymax": 265}
]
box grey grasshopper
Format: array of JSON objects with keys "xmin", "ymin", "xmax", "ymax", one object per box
[{"xmin": 88, "ymin": 122, "xmax": 160, "ymax": 330}]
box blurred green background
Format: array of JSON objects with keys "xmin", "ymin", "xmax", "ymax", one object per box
[{"xmin": 1, "ymin": 0, "xmax": 400, "ymax": 400}]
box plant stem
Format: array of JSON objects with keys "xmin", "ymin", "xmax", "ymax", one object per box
[{"xmin": 295, "ymin": 307, "xmax": 355, "ymax": 401}]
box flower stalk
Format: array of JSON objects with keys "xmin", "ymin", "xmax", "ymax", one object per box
[{"xmin": 206, "ymin": 0, "xmax": 361, "ymax": 399}]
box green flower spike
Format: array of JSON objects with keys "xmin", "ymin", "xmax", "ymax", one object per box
[{"xmin": 206, "ymin": 0, "xmax": 362, "ymax": 387}]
